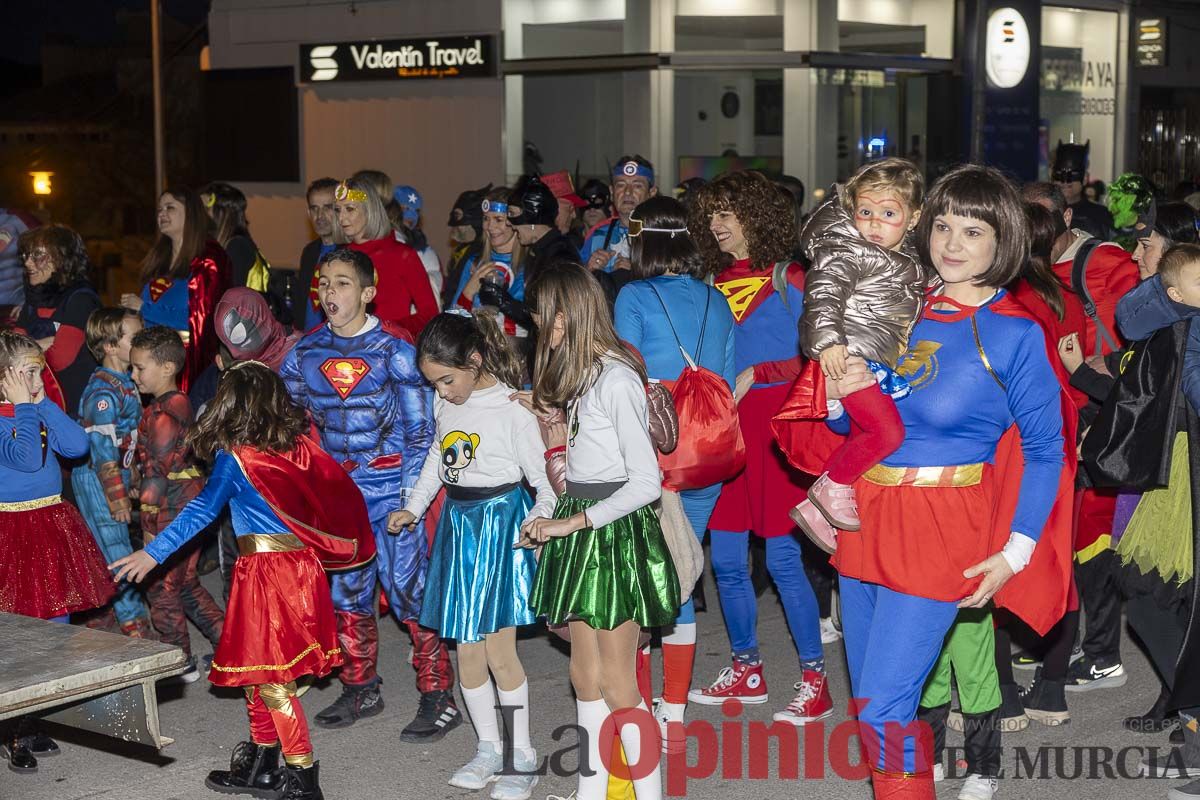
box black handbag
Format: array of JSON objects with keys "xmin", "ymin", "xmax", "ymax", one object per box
[{"xmin": 1081, "ymin": 319, "xmax": 1189, "ymax": 489}]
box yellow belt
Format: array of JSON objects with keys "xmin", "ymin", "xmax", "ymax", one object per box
[
  {"xmin": 167, "ymin": 467, "xmax": 203, "ymax": 481},
  {"xmin": 238, "ymin": 533, "xmax": 305, "ymax": 556},
  {"xmin": 862, "ymin": 463, "xmax": 984, "ymax": 488},
  {"xmin": 0, "ymin": 494, "xmax": 61, "ymax": 512}
]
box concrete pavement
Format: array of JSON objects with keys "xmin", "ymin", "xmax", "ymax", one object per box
[{"xmin": 0, "ymin": 565, "xmax": 1176, "ymax": 800}]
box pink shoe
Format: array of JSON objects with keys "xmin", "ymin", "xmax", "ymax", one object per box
[
  {"xmin": 808, "ymin": 472, "xmax": 860, "ymax": 531},
  {"xmin": 790, "ymin": 499, "xmax": 838, "ymax": 554}
]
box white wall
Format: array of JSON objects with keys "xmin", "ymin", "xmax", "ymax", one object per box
[{"xmin": 837, "ymin": 0, "xmax": 954, "ymax": 58}]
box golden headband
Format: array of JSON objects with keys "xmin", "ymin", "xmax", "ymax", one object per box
[
  {"xmin": 226, "ymin": 359, "xmax": 270, "ymax": 373},
  {"xmin": 335, "ymin": 183, "xmax": 369, "ymax": 203}
]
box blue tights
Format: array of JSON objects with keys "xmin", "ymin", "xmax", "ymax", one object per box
[{"xmin": 709, "ymin": 529, "xmax": 823, "ymax": 664}]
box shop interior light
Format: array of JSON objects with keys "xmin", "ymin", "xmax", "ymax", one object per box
[{"xmin": 30, "ymin": 171, "xmax": 53, "ymax": 196}]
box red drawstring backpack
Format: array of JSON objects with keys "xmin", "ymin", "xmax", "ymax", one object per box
[{"xmin": 649, "ymin": 286, "xmax": 746, "ymax": 490}]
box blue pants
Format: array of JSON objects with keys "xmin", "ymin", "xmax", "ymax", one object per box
[
  {"xmin": 710, "ymin": 529, "xmax": 823, "ymax": 663},
  {"xmin": 839, "ymin": 575, "xmax": 958, "ymax": 773},
  {"xmin": 673, "ymin": 483, "xmax": 722, "ymax": 626},
  {"xmin": 71, "ymin": 468, "xmax": 146, "ymax": 624},
  {"xmin": 331, "ymin": 519, "xmax": 428, "ymax": 622}
]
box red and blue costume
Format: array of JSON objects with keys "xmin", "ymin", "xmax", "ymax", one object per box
[
  {"xmin": 705, "ymin": 259, "xmax": 825, "ymax": 671},
  {"xmin": 139, "ymin": 240, "xmax": 229, "ymax": 393},
  {"xmin": 280, "ymin": 317, "xmax": 454, "ymax": 694},
  {"xmin": 776, "ymin": 291, "xmax": 1074, "ymax": 795},
  {"xmin": 143, "ymin": 439, "xmax": 375, "ymax": 768}
]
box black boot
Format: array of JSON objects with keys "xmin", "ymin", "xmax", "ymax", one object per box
[
  {"xmin": 400, "ymin": 689, "xmax": 462, "ymax": 742},
  {"xmin": 916, "ymin": 703, "xmax": 949, "ymax": 771},
  {"xmin": 1019, "ymin": 668, "xmax": 1070, "ymax": 726},
  {"xmin": 1124, "ymin": 684, "xmax": 1177, "ymax": 733},
  {"xmin": 205, "ymin": 741, "xmax": 286, "ymax": 798},
  {"xmin": 962, "ymin": 709, "xmax": 1002, "ymax": 778},
  {"xmin": 998, "ymin": 681, "xmax": 1029, "ymax": 731},
  {"xmin": 314, "ymin": 677, "xmax": 384, "ymax": 729},
  {"xmin": 1, "ymin": 724, "xmax": 36, "ymax": 774},
  {"xmin": 1142, "ymin": 712, "xmax": 1200, "ymax": 778},
  {"xmin": 281, "ymin": 762, "xmax": 324, "ymax": 800}
]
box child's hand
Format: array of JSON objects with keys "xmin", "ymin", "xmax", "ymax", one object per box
[
  {"xmin": 112, "ymin": 509, "xmax": 132, "ymax": 524},
  {"xmin": 518, "ymin": 513, "xmax": 584, "ymax": 546},
  {"xmin": 109, "ymin": 550, "xmax": 157, "ymax": 583},
  {"xmin": 1057, "ymin": 333, "xmax": 1084, "ymax": 374},
  {"xmin": 387, "ymin": 510, "xmax": 417, "ymax": 534},
  {"xmin": 1, "ymin": 367, "xmax": 31, "ymax": 404},
  {"xmin": 820, "ymin": 345, "xmax": 850, "ymax": 380}
]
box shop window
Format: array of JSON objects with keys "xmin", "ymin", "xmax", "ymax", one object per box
[
  {"xmin": 837, "ymin": 0, "xmax": 954, "ymax": 59},
  {"xmin": 675, "ymin": 14, "xmax": 782, "ymax": 52},
  {"xmin": 1039, "ymin": 7, "xmax": 1119, "ymax": 182}
]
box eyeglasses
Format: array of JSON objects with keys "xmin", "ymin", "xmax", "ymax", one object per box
[
  {"xmin": 628, "ymin": 217, "xmax": 689, "ymax": 238},
  {"xmin": 21, "ymin": 249, "xmax": 51, "ymax": 266}
]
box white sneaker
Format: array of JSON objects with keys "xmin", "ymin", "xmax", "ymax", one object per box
[
  {"xmin": 449, "ymin": 741, "xmax": 504, "ymax": 790},
  {"xmin": 820, "ymin": 617, "xmax": 842, "ymax": 644},
  {"xmin": 653, "ymin": 699, "xmax": 687, "ymax": 754},
  {"xmin": 958, "ymin": 773, "xmax": 998, "ymax": 800},
  {"xmin": 491, "ymin": 748, "xmax": 539, "ymax": 800},
  {"xmin": 933, "ymin": 763, "xmax": 944, "ymax": 782}
]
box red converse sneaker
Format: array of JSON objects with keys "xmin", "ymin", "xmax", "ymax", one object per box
[
  {"xmin": 808, "ymin": 472, "xmax": 860, "ymax": 531},
  {"xmin": 688, "ymin": 662, "xmax": 768, "ymax": 706},
  {"xmin": 790, "ymin": 499, "xmax": 838, "ymax": 554},
  {"xmin": 772, "ymin": 670, "xmax": 833, "ymax": 725}
]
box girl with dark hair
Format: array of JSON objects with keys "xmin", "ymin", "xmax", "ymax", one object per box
[
  {"xmin": 121, "ymin": 187, "xmax": 230, "ymax": 393},
  {"xmin": 783, "ymin": 165, "xmax": 1072, "ymax": 799},
  {"xmin": 110, "ymin": 362, "xmax": 376, "ymax": 800},
  {"xmin": 16, "ymin": 224, "xmax": 100, "ymax": 412},
  {"xmin": 684, "ymin": 170, "xmax": 832, "ymax": 729},
  {"xmin": 521, "ymin": 261, "xmax": 677, "ymax": 800},
  {"xmin": 387, "ymin": 310, "xmax": 553, "ymax": 800},
  {"xmin": 1134, "ymin": 201, "xmax": 1200, "ymax": 279},
  {"xmin": 201, "ymin": 182, "xmax": 272, "ymax": 294},
  {"xmin": 613, "ymin": 196, "xmax": 735, "ymax": 746}
]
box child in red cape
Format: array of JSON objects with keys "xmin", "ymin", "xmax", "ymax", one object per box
[{"xmin": 111, "ymin": 361, "xmax": 375, "ymax": 800}]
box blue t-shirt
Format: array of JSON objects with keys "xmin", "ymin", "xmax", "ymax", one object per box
[{"xmin": 614, "ymin": 274, "xmax": 736, "ymax": 390}]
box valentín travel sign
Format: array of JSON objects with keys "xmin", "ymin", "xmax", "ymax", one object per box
[{"xmin": 300, "ymin": 36, "xmax": 497, "ymax": 83}]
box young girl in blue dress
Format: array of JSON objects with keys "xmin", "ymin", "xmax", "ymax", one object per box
[{"xmin": 388, "ymin": 309, "xmax": 554, "ymax": 800}]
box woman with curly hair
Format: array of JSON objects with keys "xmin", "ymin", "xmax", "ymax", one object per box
[
  {"xmin": 16, "ymin": 224, "xmax": 101, "ymax": 412},
  {"xmin": 684, "ymin": 170, "xmax": 833, "ymax": 727}
]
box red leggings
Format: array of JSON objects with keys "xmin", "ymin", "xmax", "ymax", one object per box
[{"xmin": 825, "ymin": 383, "xmax": 905, "ymax": 484}]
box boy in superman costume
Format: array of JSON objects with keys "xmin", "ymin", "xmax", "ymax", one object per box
[{"xmin": 280, "ymin": 246, "xmax": 460, "ymax": 741}]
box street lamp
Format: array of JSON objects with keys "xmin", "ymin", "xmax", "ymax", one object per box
[{"xmin": 30, "ymin": 171, "xmax": 53, "ymax": 196}]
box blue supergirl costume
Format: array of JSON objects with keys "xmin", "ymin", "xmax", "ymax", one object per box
[
  {"xmin": 615, "ymin": 273, "xmax": 735, "ymax": 629},
  {"xmin": 71, "ymin": 367, "xmax": 147, "ymax": 625},
  {"xmin": 706, "ymin": 260, "xmax": 824, "ymax": 672},
  {"xmin": 403, "ymin": 382, "xmax": 553, "ymax": 643},
  {"xmin": 830, "ymin": 294, "xmax": 1063, "ymax": 780},
  {"xmin": 280, "ymin": 317, "xmax": 454, "ymax": 693}
]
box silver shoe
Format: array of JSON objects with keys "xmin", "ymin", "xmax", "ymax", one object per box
[
  {"xmin": 449, "ymin": 741, "xmax": 504, "ymax": 790},
  {"xmin": 491, "ymin": 749, "xmax": 540, "ymax": 800}
]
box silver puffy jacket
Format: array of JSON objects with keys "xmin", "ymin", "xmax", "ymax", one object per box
[{"xmin": 799, "ymin": 190, "xmax": 926, "ymax": 368}]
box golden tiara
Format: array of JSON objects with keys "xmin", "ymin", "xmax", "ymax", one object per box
[{"xmin": 335, "ymin": 183, "xmax": 369, "ymax": 203}]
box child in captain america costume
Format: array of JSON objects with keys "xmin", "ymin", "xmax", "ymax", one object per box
[
  {"xmin": 683, "ymin": 170, "xmax": 834, "ymax": 727},
  {"xmin": 280, "ymin": 246, "xmax": 460, "ymax": 741},
  {"xmin": 70, "ymin": 308, "xmax": 153, "ymax": 638}
]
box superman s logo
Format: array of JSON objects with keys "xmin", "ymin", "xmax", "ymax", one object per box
[
  {"xmin": 320, "ymin": 358, "xmax": 371, "ymax": 399},
  {"xmin": 148, "ymin": 277, "xmax": 174, "ymax": 302}
]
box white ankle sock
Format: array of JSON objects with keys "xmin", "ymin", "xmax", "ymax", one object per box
[
  {"xmin": 575, "ymin": 698, "xmax": 611, "ymax": 800},
  {"xmin": 497, "ymin": 680, "xmax": 532, "ymax": 751},
  {"xmin": 461, "ymin": 680, "xmax": 501, "ymax": 744},
  {"xmin": 618, "ymin": 701, "xmax": 662, "ymax": 800}
]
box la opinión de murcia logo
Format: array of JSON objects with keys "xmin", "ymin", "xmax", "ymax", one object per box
[{"xmin": 309, "ymin": 45, "xmax": 339, "ymax": 81}]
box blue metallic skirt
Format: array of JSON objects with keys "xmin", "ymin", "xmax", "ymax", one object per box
[{"xmin": 419, "ymin": 484, "xmax": 538, "ymax": 643}]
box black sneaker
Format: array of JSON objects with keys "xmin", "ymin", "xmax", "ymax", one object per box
[
  {"xmin": 1065, "ymin": 656, "xmax": 1127, "ymax": 692},
  {"xmin": 400, "ymin": 689, "xmax": 462, "ymax": 743},
  {"xmin": 1, "ymin": 731, "xmax": 36, "ymax": 774},
  {"xmin": 1125, "ymin": 686, "xmax": 1178, "ymax": 734},
  {"xmin": 314, "ymin": 679, "xmax": 384, "ymax": 729},
  {"xmin": 1011, "ymin": 652, "xmax": 1041, "ymax": 671},
  {"xmin": 1019, "ymin": 668, "xmax": 1070, "ymax": 726}
]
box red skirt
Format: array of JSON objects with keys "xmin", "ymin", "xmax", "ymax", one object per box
[
  {"xmin": 710, "ymin": 383, "xmax": 810, "ymax": 538},
  {"xmin": 209, "ymin": 546, "xmax": 341, "ymax": 687},
  {"xmin": 0, "ymin": 499, "xmax": 115, "ymax": 619},
  {"xmin": 833, "ymin": 467, "xmax": 996, "ymax": 602}
]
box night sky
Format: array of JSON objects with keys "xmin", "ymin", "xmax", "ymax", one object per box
[{"xmin": 5, "ymin": 0, "xmax": 210, "ymax": 65}]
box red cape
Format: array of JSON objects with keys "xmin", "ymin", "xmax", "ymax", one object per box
[
  {"xmin": 184, "ymin": 241, "xmax": 231, "ymax": 393},
  {"xmin": 771, "ymin": 293, "xmax": 1076, "ymax": 635},
  {"xmin": 233, "ymin": 436, "xmax": 376, "ymax": 571}
]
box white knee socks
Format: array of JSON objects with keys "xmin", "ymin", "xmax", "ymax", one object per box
[
  {"xmin": 497, "ymin": 680, "xmax": 532, "ymax": 753},
  {"xmin": 576, "ymin": 698, "xmax": 611, "ymax": 800},
  {"xmin": 618, "ymin": 700, "xmax": 662, "ymax": 800},
  {"xmin": 461, "ymin": 680, "xmax": 501, "ymax": 745}
]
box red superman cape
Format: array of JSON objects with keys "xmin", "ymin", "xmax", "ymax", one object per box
[
  {"xmin": 233, "ymin": 436, "xmax": 376, "ymax": 572},
  {"xmin": 772, "ymin": 293, "xmax": 1076, "ymax": 635},
  {"xmin": 182, "ymin": 241, "xmax": 231, "ymax": 394}
]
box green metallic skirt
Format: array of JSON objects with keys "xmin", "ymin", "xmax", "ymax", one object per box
[{"xmin": 529, "ymin": 493, "xmax": 680, "ymax": 630}]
